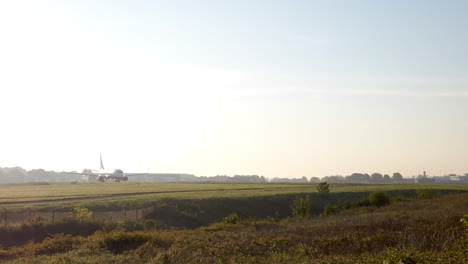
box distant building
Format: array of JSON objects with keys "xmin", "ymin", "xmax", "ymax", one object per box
[
  {"xmin": 416, "ymin": 177, "xmax": 435, "ymax": 184},
  {"xmin": 449, "ymin": 174, "xmax": 460, "ymax": 182}
]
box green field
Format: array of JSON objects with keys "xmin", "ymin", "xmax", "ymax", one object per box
[{"xmin": 0, "ymin": 182, "xmax": 467, "ymax": 211}]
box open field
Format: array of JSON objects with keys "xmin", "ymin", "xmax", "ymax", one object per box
[{"xmin": 0, "ymin": 182, "xmax": 467, "ymax": 211}]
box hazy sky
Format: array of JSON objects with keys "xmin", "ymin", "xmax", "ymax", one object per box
[{"xmin": 1, "ymin": 0, "xmax": 467, "ymax": 178}]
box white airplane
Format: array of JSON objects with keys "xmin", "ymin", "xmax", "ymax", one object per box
[{"xmin": 70, "ymin": 154, "xmax": 147, "ymax": 182}]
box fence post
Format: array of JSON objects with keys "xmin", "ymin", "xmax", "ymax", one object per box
[
  {"xmin": 124, "ymin": 208, "xmax": 126, "ymax": 220},
  {"xmin": 52, "ymin": 210, "xmax": 55, "ymax": 224},
  {"xmin": 3, "ymin": 208, "xmax": 6, "ymax": 226},
  {"xmin": 28, "ymin": 209, "xmax": 31, "ymax": 224}
]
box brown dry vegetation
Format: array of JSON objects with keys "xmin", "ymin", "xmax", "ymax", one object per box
[{"xmin": 0, "ymin": 192, "xmax": 466, "ymax": 263}]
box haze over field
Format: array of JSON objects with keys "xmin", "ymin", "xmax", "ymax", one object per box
[{"xmin": 1, "ymin": 1, "xmax": 467, "ymax": 178}]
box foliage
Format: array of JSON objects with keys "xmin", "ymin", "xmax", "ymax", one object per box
[
  {"xmin": 34, "ymin": 234, "xmax": 82, "ymax": 255},
  {"xmin": 31, "ymin": 213, "xmax": 46, "ymax": 226},
  {"xmin": 417, "ymin": 188, "xmax": 437, "ymax": 199},
  {"xmin": 223, "ymin": 213, "xmax": 240, "ymax": 224},
  {"xmin": 323, "ymin": 204, "xmax": 339, "ymax": 216},
  {"xmin": 462, "ymin": 214, "xmax": 468, "ymax": 228},
  {"xmin": 95, "ymin": 230, "xmax": 151, "ymax": 254},
  {"xmin": 72, "ymin": 206, "xmax": 93, "ymax": 223},
  {"xmin": 291, "ymin": 195, "xmax": 311, "ymax": 219},
  {"xmin": 344, "ymin": 198, "xmax": 372, "ymax": 209},
  {"xmin": 369, "ymin": 191, "xmax": 391, "ymax": 207},
  {"xmin": 392, "ymin": 172, "xmax": 403, "ymax": 182},
  {"xmin": 317, "ymin": 182, "xmax": 330, "ymax": 196}
]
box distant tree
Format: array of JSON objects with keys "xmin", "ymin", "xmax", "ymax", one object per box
[
  {"xmin": 383, "ymin": 174, "xmax": 391, "ymax": 183},
  {"xmin": 291, "ymin": 195, "xmax": 311, "ymax": 219},
  {"xmin": 322, "ymin": 175, "xmax": 345, "ymax": 183},
  {"xmin": 392, "ymin": 172, "xmax": 403, "ymax": 182},
  {"xmin": 317, "ymin": 182, "xmax": 330, "ymax": 196},
  {"xmin": 371, "ymin": 173, "xmax": 383, "ymax": 183},
  {"xmin": 309, "ymin": 177, "xmax": 321, "ymax": 183},
  {"xmin": 347, "ymin": 173, "xmax": 371, "ymax": 183}
]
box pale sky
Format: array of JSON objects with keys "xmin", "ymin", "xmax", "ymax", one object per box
[{"xmin": 0, "ymin": 0, "xmax": 467, "ymax": 178}]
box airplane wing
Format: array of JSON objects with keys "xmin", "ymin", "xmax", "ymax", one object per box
[
  {"xmin": 124, "ymin": 173, "xmax": 148, "ymax": 177},
  {"xmin": 63, "ymin": 172, "xmax": 99, "ymax": 177}
]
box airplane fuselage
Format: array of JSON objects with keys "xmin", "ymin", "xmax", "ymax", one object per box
[{"xmin": 92, "ymin": 169, "xmax": 128, "ymax": 182}]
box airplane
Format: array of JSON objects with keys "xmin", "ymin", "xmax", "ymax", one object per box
[{"xmin": 69, "ymin": 154, "xmax": 147, "ymax": 182}]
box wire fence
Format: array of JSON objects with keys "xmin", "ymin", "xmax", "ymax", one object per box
[{"xmin": 1, "ymin": 206, "xmax": 156, "ymax": 226}]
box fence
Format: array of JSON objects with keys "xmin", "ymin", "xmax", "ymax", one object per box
[{"xmin": 1, "ymin": 206, "xmax": 156, "ymax": 226}]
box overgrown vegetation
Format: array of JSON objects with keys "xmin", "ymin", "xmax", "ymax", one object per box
[
  {"xmin": 0, "ymin": 192, "xmax": 466, "ymax": 263},
  {"xmin": 369, "ymin": 191, "xmax": 391, "ymax": 206},
  {"xmin": 317, "ymin": 181, "xmax": 330, "ymax": 196},
  {"xmin": 291, "ymin": 195, "xmax": 311, "ymax": 219}
]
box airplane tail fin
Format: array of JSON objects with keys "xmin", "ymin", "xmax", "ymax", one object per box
[{"xmin": 100, "ymin": 153, "xmax": 105, "ymax": 170}]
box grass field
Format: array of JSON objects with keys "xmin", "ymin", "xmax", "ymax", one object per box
[
  {"xmin": 0, "ymin": 182, "xmax": 467, "ymax": 211},
  {"xmin": 0, "ymin": 191, "xmax": 467, "ymax": 263}
]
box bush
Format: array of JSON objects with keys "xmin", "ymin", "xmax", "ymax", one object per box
[
  {"xmin": 96, "ymin": 230, "xmax": 150, "ymax": 254},
  {"xmin": 122, "ymin": 219, "xmax": 144, "ymax": 231},
  {"xmin": 462, "ymin": 214, "xmax": 468, "ymax": 228},
  {"xmin": 223, "ymin": 213, "xmax": 240, "ymax": 224},
  {"xmin": 369, "ymin": 191, "xmax": 390, "ymax": 207},
  {"xmin": 31, "ymin": 213, "xmax": 46, "ymax": 226},
  {"xmin": 323, "ymin": 204, "xmax": 339, "ymax": 216},
  {"xmin": 72, "ymin": 206, "xmax": 93, "ymax": 223},
  {"xmin": 143, "ymin": 219, "xmax": 158, "ymax": 230},
  {"xmin": 34, "ymin": 234, "xmax": 82, "ymax": 255},
  {"xmin": 417, "ymin": 189, "xmax": 437, "ymax": 199},
  {"xmin": 317, "ymin": 182, "xmax": 330, "ymax": 196},
  {"xmin": 291, "ymin": 195, "xmax": 311, "ymax": 219},
  {"xmin": 344, "ymin": 199, "xmax": 372, "ymax": 209}
]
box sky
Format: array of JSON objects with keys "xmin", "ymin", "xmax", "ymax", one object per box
[{"xmin": 0, "ymin": 0, "xmax": 467, "ymax": 178}]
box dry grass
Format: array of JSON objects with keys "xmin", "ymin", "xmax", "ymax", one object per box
[{"xmin": 0, "ymin": 192, "xmax": 467, "ymax": 263}]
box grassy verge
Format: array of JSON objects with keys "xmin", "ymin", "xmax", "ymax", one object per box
[{"xmin": 0, "ymin": 192, "xmax": 467, "ymax": 263}]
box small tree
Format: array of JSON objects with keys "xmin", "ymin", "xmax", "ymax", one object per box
[
  {"xmin": 73, "ymin": 206, "xmax": 93, "ymax": 222},
  {"xmin": 317, "ymin": 182, "xmax": 330, "ymax": 196},
  {"xmin": 291, "ymin": 195, "xmax": 311, "ymax": 219},
  {"xmin": 369, "ymin": 191, "xmax": 390, "ymax": 207}
]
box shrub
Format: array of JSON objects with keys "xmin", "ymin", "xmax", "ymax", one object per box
[
  {"xmin": 344, "ymin": 199, "xmax": 372, "ymax": 209},
  {"xmin": 223, "ymin": 213, "xmax": 240, "ymax": 224},
  {"xmin": 369, "ymin": 191, "xmax": 390, "ymax": 207},
  {"xmin": 317, "ymin": 182, "xmax": 330, "ymax": 196},
  {"xmin": 96, "ymin": 230, "xmax": 150, "ymax": 254},
  {"xmin": 417, "ymin": 189, "xmax": 437, "ymax": 199},
  {"xmin": 122, "ymin": 219, "xmax": 144, "ymax": 231},
  {"xmin": 31, "ymin": 213, "xmax": 46, "ymax": 226},
  {"xmin": 72, "ymin": 206, "xmax": 93, "ymax": 223},
  {"xmin": 323, "ymin": 204, "xmax": 339, "ymax": 216},
  {"xmin": 143, "ymin": 219, "xmax": 158, "ymax": 230},
  {"xmin": 34, "ymin": 234, "xmax": 82, "ymax": 255},
  {"xmin": 462, "ymin": 214, "xmax": 468, "ymax": 228},
  {"xmin": 291, "ymin": 195, "xmax": 311, "ymax": 219}
]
